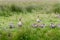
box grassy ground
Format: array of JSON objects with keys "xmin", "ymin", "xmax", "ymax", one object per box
[
  {"xmin": 0, "ymin": 12, "xmax": 60, "ymax": 40},
  {"xmin": 0, "ymin": 0, "xmax": 60, "ymax": 40},
  {"xmin": 0, "ymin": 12, "xmax": 60, "ymax": 28}
]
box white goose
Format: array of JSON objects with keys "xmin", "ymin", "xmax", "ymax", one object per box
[
  {"xmin": 36, "ymin": 16, "xmax": 41, "ymax": 23},
  {"xmin": 18, "ymin": 18, "xmax": 22, "ymax": 27}
]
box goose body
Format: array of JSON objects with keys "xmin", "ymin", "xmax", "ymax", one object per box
[
  {"xmin": 36, "ymin": 16, "xmax": 41, "ymax": 23},
  {"xmin": 18, "ymin": 21, "xmax": 22, "ymax": 27},
  {"xmin": 32, "ymin": 23, "xmax": 38, "ymax": 28},
  {"xmin": 50, "ymin": 23, "xmax": 56, "ymax": 28},
  {"xmin": 9, "ymin": 23, "xmax": 15, "ymax": 29},
  {"xmin": 38, "ymin": 24, "xmax": 46, "ymax": 28},
  {"xmin": 40, "ymin": 24, "xmax": 45, "ymax": 28},
  {"xmin": 36, "ymin": 18, "xmax": 41, "ymax": 23},
  {"xmin": 18, "ymin": 18, "xmax": 22, "ymax": 27},
  {"xmin": 57, "ymin": 24, "xmax": 60, "ymax": 28}
]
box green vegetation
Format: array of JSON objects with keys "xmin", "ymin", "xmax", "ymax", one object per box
[
  {"xmin": 0, "ymin": 0, "xmax": 60, "ymax": 40},
  {"xmin": 0, "ymin": 2, "xmax": 60, "ymax": 16}
]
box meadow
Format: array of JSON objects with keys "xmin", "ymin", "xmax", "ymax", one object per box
[{"xmin": 0, "ymin": 0, "xmax": 60, "ymax": 40}]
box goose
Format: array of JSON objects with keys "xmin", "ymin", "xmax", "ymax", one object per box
[
  {"xmin": 36, "ymin": 16, "xmax": 41, "ymax": 23},
  {"xmin": 57, "ymin": 24, "xmax": 60, "ymax": 28},
  {"xmin": 9, "ymin": 22, "xmax": 15, "ymax": 29},
  {"xmin": 32, "ymin": 16, "xmax": 41, "ymax": 28},
  {"xmin": 55, "ymin": 13, "xmax": 60, "ymax": 18},
  {"xmin": 32, "ymin": 23, "xmax": 38, "ymax": 28},
  {"xmin": 40, "ymin": 24, "xmax": 46, "ymax": 28},
  {"xmin": 50, "ymin": 23, "xmax": 56, "ymax": 28},
  {"xmin": 18, "ymin": 18, "xmax": 22, "ymax": 27},
  {"xmin": 38, "ymin": 24, "xmax": 46, "ymax": 28}
]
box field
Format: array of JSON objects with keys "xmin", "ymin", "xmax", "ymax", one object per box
[{"xmin": 0, "ymin": 0, "xmax": 60, "ymax": 40}]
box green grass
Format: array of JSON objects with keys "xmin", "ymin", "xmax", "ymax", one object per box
[
  {"xmin": 0, "ymin": 0, "xmax": 60, "ymax": 40},
  {"xmin": 0, "ymin": 1, "xmax": 60, "ymax": 16},
  {"xmin": 0, "ymin": 12, "xmax": 60, "ymax": 40}
]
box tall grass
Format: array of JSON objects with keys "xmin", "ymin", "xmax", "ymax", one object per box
[
  {"xmin": 0, "ymin": 2, "xmax": 60, "ymax": 16},
  {"xmin": 52, "ymin": 3, "xmax": 60, "ymax": 13}
]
